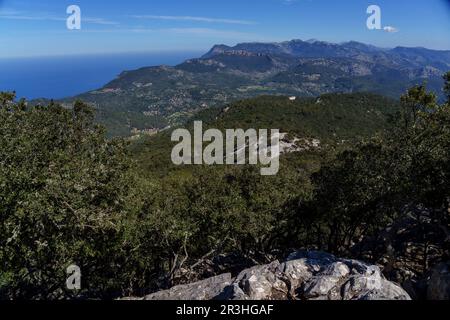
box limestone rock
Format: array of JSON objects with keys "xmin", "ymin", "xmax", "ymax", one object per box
[
  {"xmin": 131, "ymin": 251, "xmax": 411, "ymax": 301},
  {"xmin": 143, "ymin": 273, "xmax": 232, "ymax": 300},
  {"xmin": 231, "ymin": 261, "xmax": 288, "ymax": 300}
]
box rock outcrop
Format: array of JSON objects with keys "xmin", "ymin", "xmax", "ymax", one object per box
[
  {"xmin": 143, "ymin": 273, "xmax": 233, "ymax": 300},
  {"xmin": 133, "ymin": 251, "xmax": 411, "ymax": 301}
]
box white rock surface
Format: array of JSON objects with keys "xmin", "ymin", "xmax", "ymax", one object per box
[{"xmin": 135, "ymin": 251, "xmax": 411, "ymax": 300}]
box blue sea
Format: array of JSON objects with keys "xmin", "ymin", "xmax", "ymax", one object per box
[{"xmin": 0, "ymin": 51, "xmax": 203, "ymax": 100}]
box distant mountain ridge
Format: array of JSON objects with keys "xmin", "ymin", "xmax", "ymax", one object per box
[
  {"xmin": 41, "ymin": 39, "xmax": 450, "ymax": 137},
  {"xmin": 203, "ymin": 39, "xmax": 450, "ymax": 69}
]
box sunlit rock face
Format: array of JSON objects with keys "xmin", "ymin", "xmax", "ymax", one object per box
[{"xmin": 129, "ymin": 250, "xmax": 411, "ymax": 301}]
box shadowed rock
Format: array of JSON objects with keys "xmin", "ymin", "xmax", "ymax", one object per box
[{"xmin": 143, "ymin": 273, "xmax": 232, "ymax": 300}]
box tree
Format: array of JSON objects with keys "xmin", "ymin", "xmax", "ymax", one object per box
[
  {"xmin": 444, "ymin": 71, "xmax": 450, "ymax": 103},
  {"xmin": 301, "ymin": 76, "xmax": 450, "ymax": 255},
  {"xmin": 400, "ymin": 84, "xmax": 436, "ymax": 128},
  {"xmin": 0, "ymin": 94, "xmax": 132, "ymax": 299}
]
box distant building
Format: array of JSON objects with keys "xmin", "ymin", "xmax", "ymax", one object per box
[{"xmin": 130, "ymin": 128, "xmax": 158, "ymax": 136}]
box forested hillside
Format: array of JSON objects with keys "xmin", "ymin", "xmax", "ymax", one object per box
[
  {"xmin": 32, "ymin": 39, "xmax": 450, "ymax": 137},
  {"xmin": 130, "ymin": 92, "xmax": 400, "ymax": 178},
  {"xmin": 1, "ymin": 73, "xmax": 449, "ymax": 300}
]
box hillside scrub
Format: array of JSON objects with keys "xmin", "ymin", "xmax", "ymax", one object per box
[{"xmin": 0, "ymin": 72, "xmax": 449, "ymax": 299}]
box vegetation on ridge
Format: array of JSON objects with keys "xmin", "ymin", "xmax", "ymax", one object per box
[{"xmin": 0, "ymin": 72, "xmax": 449, "ymax": 299}]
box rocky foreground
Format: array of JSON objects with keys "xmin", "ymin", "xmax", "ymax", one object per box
[{"xmin": 125, "ymin": 251, "xmax": 413, "ymax": 300}]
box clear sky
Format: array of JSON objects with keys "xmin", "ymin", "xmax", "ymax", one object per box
[{"xmin": 0, "ymin": 0, "xmax": 449, "ymax": 58}]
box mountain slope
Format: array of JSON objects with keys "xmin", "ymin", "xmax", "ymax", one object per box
[
  {"xmin": 49, "ymin": 39, "xmax": 449, "ymax": 137},
  {"xmin": 131, "ymin": 92, "xmax": 401, "ymax": 178}
]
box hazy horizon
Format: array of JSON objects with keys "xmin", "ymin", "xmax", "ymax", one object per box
[
  {"xmin": 0, "ymin": 51, "xmax": 203, "ymax": 99},
  {"xmin": 1, "ymin": 37, "xmax": 450, "ymax": 61}
]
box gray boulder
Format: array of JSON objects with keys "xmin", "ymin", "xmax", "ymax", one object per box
[
  {"xmin": 223, "ymin": 251, "xmax": 411, "ymax": 300},
  {"xmin": 230, "ymin": 261, "xmax": 288, "ymax": 300},
  {"xmin": 143, "ymin": 273, "xmax": 233, "ymax": 300},
  {"xmin": 128, "ymin": 251, "xmax": 411, "ymax": 300}
]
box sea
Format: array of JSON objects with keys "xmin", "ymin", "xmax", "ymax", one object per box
[{"xmin": 0, "ymin": 51, "xmax": 203, "ymax": 100}]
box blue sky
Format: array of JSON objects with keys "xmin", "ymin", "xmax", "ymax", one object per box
[{"xmin": 0, "ymin": 0, "xmax": 449, "ymax": 58}]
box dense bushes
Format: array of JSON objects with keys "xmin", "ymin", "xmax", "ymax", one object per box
[
  {"xmin": 0, "ymin": 93, "xmax": 311, "ymax": 298},
  {"xmin": 120, "ymin": 163, "xmax": 311, "ymax": 292},
  {"xmin": 0, "ymin": 95, "xmax": 132, "ymax": 299},
  {"xmin": 289, "ymin": 80, "xmax": 450, "ymax": 255},
  {"xmin": 0, "ymin": 73, "xmax": 449, "ymax": 299}
]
